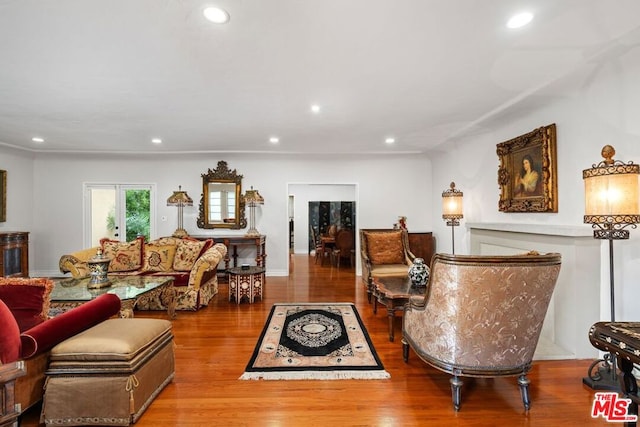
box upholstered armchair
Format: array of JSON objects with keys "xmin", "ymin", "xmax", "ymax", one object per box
[
  {"xmin": 402, "ymin": 252, "xmax": 561, "ymax": 411},
  {"xmin": 359, "ymin": 229, "xmax": 415, "ymax": 302}
]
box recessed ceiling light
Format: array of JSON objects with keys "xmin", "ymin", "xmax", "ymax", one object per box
[
  {"xmin": 151, "ymin": 138, "xmax": 162, "ymax": 144},
  {"xmin": 310, "ymin": 104, "xmax": 321, "ymax": 114},
  {"xmin": 385, "ymin": 137, "xmax": 395, "ymax": 144},
  {"xmin": 203, "ymin": 7, "xmax": 230, "ymax": 24},
  {"xmin": 32, "ymin": 137, "xmax": 44, "ymax": 143},
  {"xmin": 269, "ymin": 137, "xmax": 279, "ymax": 144},
  {"xmin": 507, "ymin": 12, "xmax": 533, "ymax": 29}
]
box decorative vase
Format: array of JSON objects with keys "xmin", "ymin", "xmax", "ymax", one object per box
[
  {"xmin": 408, "ymin": 258, "xmax": 429, "ymax": 287},
  {"xmin": 87, "ymin": 248, "xmax": 111, "ymax": 289}
]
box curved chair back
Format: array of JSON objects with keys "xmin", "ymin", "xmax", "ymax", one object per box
[{"xmin": 402, "ymin": 252, "xmax": 561, "ymax": 410}]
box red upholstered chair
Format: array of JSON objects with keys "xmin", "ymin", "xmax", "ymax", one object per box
[{"xmin": 0, "ymin": 278, "xmax": 121, "ymax": 414}]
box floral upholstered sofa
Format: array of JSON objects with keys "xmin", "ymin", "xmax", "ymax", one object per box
[{"xmin": 59, "ymin": 236, "xmax": 227, "ymax": 311}]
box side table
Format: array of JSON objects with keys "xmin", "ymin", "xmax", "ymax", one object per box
[{"xmin": 228, "ymin": 266, "xmax": 265, "ymax": 304}]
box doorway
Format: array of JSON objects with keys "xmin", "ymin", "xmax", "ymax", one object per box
[{"xmin": 287, "ymin": 183, "xmax": 358, "ymax": 273}]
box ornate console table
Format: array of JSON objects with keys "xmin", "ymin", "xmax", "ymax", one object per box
[{"xmin": 192, "ymin": 235, "xmax": 266, "ymax": 271}]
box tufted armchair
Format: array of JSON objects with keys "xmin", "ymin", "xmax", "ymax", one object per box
[
  {"xmin": 402, "ymin": 252, "xmax": 561, "ymax": 411},
  {"xmin": 359, "ymin": 229, "xmax": 415, "ymax": 303}
]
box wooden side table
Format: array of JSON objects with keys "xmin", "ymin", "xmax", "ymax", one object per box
[
  {"xmin": 228, "ymin": 266, "xmax": 265, "ymax": 304},
  {"xmin": 372, "ymin": 275, "xmax": 428, "ymax": 342}
]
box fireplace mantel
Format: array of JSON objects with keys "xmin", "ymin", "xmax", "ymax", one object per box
[
  {"xmin": 466, "ymin": 222, "xmax": 593, "ymax": 237},
  {"xmin": 467, "ymin": 222, "xmax": 600, "ymax": 360}
]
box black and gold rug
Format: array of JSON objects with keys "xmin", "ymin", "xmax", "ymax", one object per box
[{"xmin": 240, "ymin": 303, "xmax": 390, "ymax": 380}]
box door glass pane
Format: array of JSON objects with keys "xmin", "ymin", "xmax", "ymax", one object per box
[
  {"xmin": 90, "ymin": 188, "xmax": 117, "ymax": 247},
  {"xmin": 124, "ymin": 189, "xmax": 151, "ymax": 241}
]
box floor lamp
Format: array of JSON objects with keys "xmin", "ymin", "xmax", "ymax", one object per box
[
  {"xmin": 244, "ymin": 186, "xmax": 264, "ymax": 237},
  {"xmin": 167, "ymin": 185, "xmax": 193, "ymax": 238},
  {"xmin": 442, "ymin": 182, "xmax": 464, "ymax": 255},
  {"xmin": 582, "ymin": 145, "xmax": 639, "ymax": 390}
]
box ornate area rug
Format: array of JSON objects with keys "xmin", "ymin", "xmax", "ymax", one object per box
[{"xmin": 240, "ymin": 303, "xmax": 390, "ymax": 380}]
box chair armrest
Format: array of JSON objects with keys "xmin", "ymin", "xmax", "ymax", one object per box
[
  {"xmin": 20, "ymin": 294, "xmax": 121, "ymax": 359},
  {"xmin": 59, "ymin": 247, "xmax": 98, "ymax": 278},
  {"xmin": 188, "ymin": 243, "xmax": 228, "ymax": 289}
]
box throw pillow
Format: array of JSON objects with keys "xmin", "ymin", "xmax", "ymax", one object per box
[
  {"xmin": 0, "ymin": 299, "xmax": 21, "ymax": 363},
  {"xmin": 366, "ymin": 231, "xmax": 405, "ymax": 265},
  {"xmin": 142, "ymin": 243, "xmax": 177, "ymax": 272},
  {"xmin": 0, "ymin": 277, "xmax": 54, "ymax": 331},
  {"xmin": 173, "ymin": 238, "xmax": 207, "ymax": 271},
  {"xmin": 100, "ymin": 236, "xmax": 144, "ymax": 272}
]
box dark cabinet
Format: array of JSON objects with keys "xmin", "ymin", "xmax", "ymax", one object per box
[
  {"xmin": 408, "ymin": 232, "xmax": 435, "ymax": 264},
  {"xmin": 0, "ymin": 231, "xmax": 29, "ymax": 277}
]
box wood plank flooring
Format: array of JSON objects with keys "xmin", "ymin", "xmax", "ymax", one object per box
[{"xmin": 21, "ymin": 254, "xmax": 609, "ymax": 426}]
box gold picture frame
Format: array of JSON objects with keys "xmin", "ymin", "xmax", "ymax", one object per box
[
  {"xmin": 0, "ymin": 170, "xmax": 5, "ymax": 222},
  {"xmin": 497, "ymin": 124, "xmax": 558, "ymax": 213}
]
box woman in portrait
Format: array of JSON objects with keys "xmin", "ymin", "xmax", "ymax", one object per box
[{"xmin": 514, "ymin": 154, "xmax": 541, "ymax": 197}]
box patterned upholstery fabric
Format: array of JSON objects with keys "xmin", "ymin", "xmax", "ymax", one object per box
[
  {"xmin": 142, "ymin": 243, "xmax": 176, "ymax": 272},
  {"xmin": 402, "ymin": 252, "xmax": 561, "ymax": 411},
  {"xmin": 100, "ymin": 237, "xmax": 144, "ymax": 272},
  {"xmin": 59, "ymin": 238, "xmax": 226, "ymax": 311},
  {"xmin": 173, "ymin": 239, "xmax": 206, "ymax": 271}
]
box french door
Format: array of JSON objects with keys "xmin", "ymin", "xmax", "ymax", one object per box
[{"xmin": 84, "ymin": 184, "xmax": 156, "ymax": 248}]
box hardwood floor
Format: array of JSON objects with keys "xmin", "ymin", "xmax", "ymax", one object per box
[{"xmin": 22, "ymin": 254, "xmax": 608, "ymax": 426}]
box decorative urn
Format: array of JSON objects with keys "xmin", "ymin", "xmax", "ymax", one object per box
[
  {"xmin": 408, "ymin": 258, "xmax": 429, "ymax": 287},
  {"xmin": 87, "ymin": 247, "xmax": 111, "ymax": 289}
]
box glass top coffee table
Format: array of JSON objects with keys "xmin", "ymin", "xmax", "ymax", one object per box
[
  {"xmin": 372, "ymin": 276, "xmax": 427, "ymax": 342},
  {"xmin": 50, "ymin": 275, "xmax": 176, "ymax": 319}
]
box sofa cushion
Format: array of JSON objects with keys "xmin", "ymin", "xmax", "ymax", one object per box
[
  {"xmin": 0, "ymin": 278, "xmax": 53, "ymax": 331},
  {"xmin": 101, "ymin": 237, "xmax": 144, "ymax": 272},
  {"xmin": 365, "ymin": 231, "xmax": 405, "ymax": 265},
  {"xmin": 173, "ymin": 239, "xmax": 207, "ymax": 271},
  {"xmin": 142, "ymin": 243, "xmax": 177, "ymax": 272},
  {"xmin": 0, "ymin": 299, "xmax": 21, "ymax": 363}
]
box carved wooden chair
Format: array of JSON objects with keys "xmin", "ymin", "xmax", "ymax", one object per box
[
  {"xmin": 402, "ymin": 252, "xmax": 561, "ymax": 411},
  {"xmin": 359, "ymin": 229, "xmax": 415, "ymax": 303},
  {"xmin": 331, "ymin": 229, "xmax": 355, "ymax": 268}
]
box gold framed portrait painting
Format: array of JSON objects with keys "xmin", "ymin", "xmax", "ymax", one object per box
[
  {"xmin": 497, "ymin": 124, "xmax": 558, "ymax": 213},
  {"xmin": 0, "ymin": 170, "xmax": 5, "ymax": 222}
]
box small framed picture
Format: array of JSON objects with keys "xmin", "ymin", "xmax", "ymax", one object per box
[{"xmin": 497, "ymin": 124, "xmax": 558, "ymax": 213}]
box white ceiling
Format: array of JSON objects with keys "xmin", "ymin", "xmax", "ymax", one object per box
[{"xmin": 1, "ymin": 0, "xmax": 639, "ymax": 155}]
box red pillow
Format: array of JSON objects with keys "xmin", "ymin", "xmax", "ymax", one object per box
[
  {"xmin": 0, "ymin": 299, "xmax": 21, "ymax": 363},
  {"xmin": 0, "ymin": 278, "xmax": 53, "ymax": 331}
]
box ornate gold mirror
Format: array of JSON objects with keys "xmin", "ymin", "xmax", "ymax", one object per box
[{"xmin": 197, "ymin": 161, "xmax": 247, "ymax": 229}]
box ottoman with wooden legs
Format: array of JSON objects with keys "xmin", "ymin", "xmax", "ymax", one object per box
[{"xmin": 41, "ymin": 318, "xmax": 174, "ymax": 426}]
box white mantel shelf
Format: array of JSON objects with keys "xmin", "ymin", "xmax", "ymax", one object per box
[{"xmin": 466, "ymin": 222, "xmax": 594, "ymax": 237}]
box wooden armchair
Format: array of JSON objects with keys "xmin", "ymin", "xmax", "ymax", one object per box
[
  {"xmin": 402, "ymin": 252, "xmax": 561, "ymax": 411},
  {"xmin": 359, "ymin": 229, "xmax": 415, "ymax": 302}
]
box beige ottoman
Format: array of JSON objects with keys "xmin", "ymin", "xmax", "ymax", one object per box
[{"xmin": 41, "ymin": 318, "xmax": 174, "ymax": 426}]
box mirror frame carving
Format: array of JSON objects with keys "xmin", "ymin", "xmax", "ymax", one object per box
[{"xmin": 197, "ymin": 161, "xmax": 247, "ymax": 229}]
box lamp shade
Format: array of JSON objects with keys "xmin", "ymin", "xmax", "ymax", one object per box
[
  {"xmin": 244, "ymin": 186, "xmax": 264, "ymax": 205},
  {"xmin": 442, "ymin": 182, "xmax": 464, "ymax": 220},
  {"xmin": 167, "ymin": 186, "xmax": 193, "ymax": 206},
  {"xmin": 583, "ymin": 145, "xmax": 640, "ymax": 227}
]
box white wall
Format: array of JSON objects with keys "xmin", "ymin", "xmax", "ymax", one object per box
[
  {"xmin": 429, "ymin": 46, "xmax": 640, "ymax": 323},
  {"xmin": 0, "ymin": 146, "xmax": 35, "ymax": 266},
  {"xmin": 23, "ymin": 153, "xmax": 432, "ymax": 277}
]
